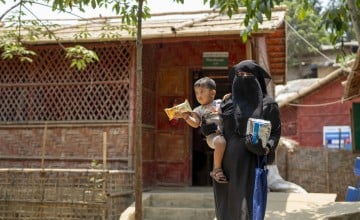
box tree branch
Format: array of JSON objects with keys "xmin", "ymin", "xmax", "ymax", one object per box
[{"xmin": 0, "ymin": 1, "xmax": 22, "ymax": 21}]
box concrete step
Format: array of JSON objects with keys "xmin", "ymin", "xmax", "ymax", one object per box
[
  {"xmin": 142, "ymin": 191, "xmax": 216, "ymax": 220},
  {"xmin": 120, "ymin": 189, "xmax": 360, "ymax": 220},
  {"xmin": 147, "ymin": 192, "xmax": 215, "ymax": 208},
  {"xmin": 144, "ymin": 206, "xmax": 215, "ymax": 220}
]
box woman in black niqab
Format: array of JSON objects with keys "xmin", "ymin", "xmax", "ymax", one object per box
[{"xmin": 213, "ymin": 60, "xmax": 281, "ymax": 220}]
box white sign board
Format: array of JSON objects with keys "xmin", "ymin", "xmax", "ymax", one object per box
[{"xmin": 323, "ymin": 126, "xmax": 352, "ymax": 150}]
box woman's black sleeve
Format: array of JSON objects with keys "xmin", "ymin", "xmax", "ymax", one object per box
[{"xmin": 264, "ymin": 102, "xmax": 281, "ymax": 164}]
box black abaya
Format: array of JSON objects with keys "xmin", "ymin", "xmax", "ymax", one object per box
[
  {"xmin": 213, "ymin": 60, "xmax": 281, "ymax": 220},
  {"xmin": 214, "ymin": 75, "xmax": 263, "ymax": 219},
  {"xmin": 213, "ymin": 103, "xmax": 258, "ymax": 219}
]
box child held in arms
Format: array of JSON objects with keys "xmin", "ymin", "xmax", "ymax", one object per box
[{"xmin": 175, "ymin": 77, "xmax": 228, "ymax": 183}]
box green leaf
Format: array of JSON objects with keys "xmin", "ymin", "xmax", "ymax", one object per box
[
  {"xmin": 65, "ymin": 45, "xmax": 99, "ymax": 71},
  {"xmin": 19, "ymin": 57, "xmax": 33, "ymax": 63},
  {"xmin": 241, "ymin": 32, "xmax": 248, "ymax": 42},
  {"xmin": 256, "ymin": 11, "xmax": 263, "ymax": 23},
  {"xmin": 91, "ymin": 0, "xmax": 96, "ymax": 8}
]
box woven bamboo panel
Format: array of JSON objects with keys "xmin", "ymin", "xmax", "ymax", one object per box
[
  {"xmin": 276, "ymin": 147, "xmax": 360, "ymax": 201},
  {"xmin": 0, "ymin": 42, "xmax": 135, "ymax": 122},
  {"xmin": 0, "ymin": 168, "xmax": 134, "ymax": 219},
  {"xmin": 0, "ymin": 202, "xmax": 104, "ymax": 220}
]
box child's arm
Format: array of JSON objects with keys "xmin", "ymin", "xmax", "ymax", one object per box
[{"xmin": 175, "ymin": 111, "xmax": 201, "ymax": 128}]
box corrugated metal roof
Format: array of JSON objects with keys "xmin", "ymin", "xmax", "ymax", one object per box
[{"xmin": 0, "ymin": 7, "xmax": 286, "ymax": 44}]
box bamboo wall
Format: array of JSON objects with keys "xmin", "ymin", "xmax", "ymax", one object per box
[
  {"xmin": 0, "ymin": 43, "xmax": 134, "ymax": 122},
  {"xmin": 0, "ymin": 125, "xmax": 130, "ymax": 169},
  {"xmin": 277, "ymin": 147, "xmax": 360, "ymax": 201},
  {"xmin": 0, "ymin": 42, "xmax": 138, "ymax": 219},
  {"xmin": 0, "ymin": 168, "xmax": 134, "ymax": 219}
]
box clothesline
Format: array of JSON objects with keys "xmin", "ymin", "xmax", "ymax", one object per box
[{"xmin": 287, "ymin": 94, "xmax": 360, "ymax": 107}]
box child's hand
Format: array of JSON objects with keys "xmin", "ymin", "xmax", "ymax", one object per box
[
  {"xmin": 223, "ymin": 93, "xmax": 231, "ymax": 101},
  {"xmin": 174, "ymin": 111, "xmax": 190, "ymax": 120},
  {"xmin": 173, "ymin": 111, "xmax": 181, "ymax": 119}
]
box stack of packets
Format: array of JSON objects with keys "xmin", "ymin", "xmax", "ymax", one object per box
[
  {"xmin": 164, "ymin": 99, "xmax": 192, "ymax": 120},
  {"xmin": 246, "ymin": 118, "xmax": 272, "ymax": 148}
]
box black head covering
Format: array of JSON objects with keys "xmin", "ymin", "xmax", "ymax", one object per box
[
  {"xmin": 231, "ymin": 73, "xmax": 263, "ymax": 136},
  {"xmin": 229, "ymin": 60, "xmax": 271, "ymax": 96}
]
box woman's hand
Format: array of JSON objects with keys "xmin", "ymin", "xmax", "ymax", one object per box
[
  {"xmin": 199, "ymin": 116, "xmax": 217, "ymax": 136},
  {"xmin": 244, "ymin": 134, "xmax": 268, "ymax": 156}
]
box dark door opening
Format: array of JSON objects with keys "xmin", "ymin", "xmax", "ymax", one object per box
[{"xmin": 191, "ymin": 70, "xmax": 231, "ymax": 186}]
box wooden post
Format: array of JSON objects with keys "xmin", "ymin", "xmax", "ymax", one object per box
[
  {"xmin": 325, "ymin": 146, "xmax": 330, "ymax": 193},
  {"xmin": 102, "ymin": 131, "xmax": 107, "ymax": 220},
  {"xmin": 103, "ymin": 131, "xmax": 107, "ymax": 170},
  {"xmin": 41, "ymin": 122, "xmax": 47, "ymax": 169}
]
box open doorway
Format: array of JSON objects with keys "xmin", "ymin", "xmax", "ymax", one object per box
[{"xmin": 191, "ymin": 69, "xmax": 231, "ymax": 186}]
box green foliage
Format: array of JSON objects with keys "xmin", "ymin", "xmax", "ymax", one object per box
[
  {"xmin": 321, "ymin": 1, "xmax": 351, "ymax": 44},
  {"xmin": 283, "ymin": 0, "xmax": 331, "ymax": 67},
  {"xmin": 48, "ymin": 0, "xmax": 151, "ymax": 27},
  {"xmin": 0, "ymin": 0, "xmax": 151, "ymax": 70},
  {"xmin": 65, "ymin": 45, "xmax": 99, "ymax": 71},
  {"xmin": 337, "ymin": 52, "xmax": 356, "ymax": 66},
  {"xmin": 4, "ymin": 14, "xmax": 60, "ymax": 40},
  {"xmin": 0, "ymin": 13, "xmax": 61, "ymax": 63},
  {"xmin": 0, "ymin": 16, "xmax": 40, "ymax": 63},
  {"xmin": 73, "ymin": 27, "xmax": 92, "ymax": 40},
  {"xmin": 98, "ymin": 23, "xmax": 136, "ymax": 39},
  {"xmin": 1, "ymin": 0, "xmax": 359, "ymax": 70},
  {"xmin": 204, "ymin": 0, "xmax": 281, "ymax": 41},
  {"xmin": 88, "ymin": 160, "xmax": 104, "ymax": 188},
  {"xmin": 90, "ymin": 159, "xmax": 103, "ymax": 169},
  {"xmin": 205, "ymin": 0, "xmax": 359, "ymax": 69},
  {"xmin": 205, "ymin": 0, "xmax": 358, "ymax": 49},
  {"xmin": 0, "ymin": 41, "xmax": 36, "ymax": 62},
  {"xmin": 110, "ymin": 0, "xmax": 151, "ymax": 26}
]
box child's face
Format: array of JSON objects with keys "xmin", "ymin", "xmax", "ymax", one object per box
[{"xmin": 194, "ymin": 86, "xmax": 215, "ymax": 105}]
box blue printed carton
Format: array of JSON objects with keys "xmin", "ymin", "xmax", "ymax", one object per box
[{"xmin": 246, "ymin": 118, "xmax": 272, "ymax": 148}]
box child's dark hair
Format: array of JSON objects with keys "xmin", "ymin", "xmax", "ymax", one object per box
[{"xmin": 194, "ymin": 77, "xmax": 216, "ymax": 90}]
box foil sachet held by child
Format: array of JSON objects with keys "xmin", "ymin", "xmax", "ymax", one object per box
[
  {"xmin": 164, "ymin": 99, "xmax": 192, "ymax": 120},
  {"xmin": 246, "ymin": 118, "xmax": 272, "ymax": 148}
]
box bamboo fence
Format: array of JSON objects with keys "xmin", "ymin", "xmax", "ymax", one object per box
[{"xmin": 0, "ymin": 131, "xmax": 135, "ymax": 220}]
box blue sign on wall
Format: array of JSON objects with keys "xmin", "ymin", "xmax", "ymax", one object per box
[{"xmin": 323, "ymin": 126, "xmax": 352, "ymax": 150}]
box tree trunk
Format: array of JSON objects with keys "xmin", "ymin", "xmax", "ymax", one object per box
[
  {"xmin": 344, "ymin": 0, "xmax": 360, "ymax": 101},
  {"xmin": 346, "ymin": 0, "xmax": 360, "ymax": 42},
  {"xmin": 135, "ymin": 0, "xmax": 143, "ymax": 220}
]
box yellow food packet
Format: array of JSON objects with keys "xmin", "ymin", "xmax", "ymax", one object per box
[{"xmin": 164, "ymin": 99, "xmax": 192, "ymax": 120}]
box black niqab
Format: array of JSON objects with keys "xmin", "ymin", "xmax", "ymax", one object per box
[
  {"xmin": 229, "ymin": 60, "xmax": 271, "ymax": 96},
  {"xmin": 232, "ymin": 74, "xmax": 263, "ymax": 136}
]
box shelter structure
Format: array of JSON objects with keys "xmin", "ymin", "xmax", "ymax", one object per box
[
  {"xmin": 0, "ymin": 7, "xmax": 286, "ymax": 189},
  {"xmin": 276, "ymin": 55, "xmax": 360, "ymax": 150}
]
